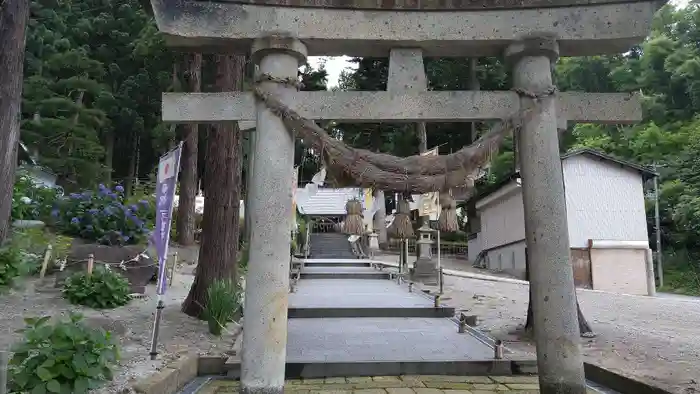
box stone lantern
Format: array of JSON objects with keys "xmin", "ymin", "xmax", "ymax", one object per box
[{"xmin": 413, "ymin": 222, "xmax": 438, "ymax": 285}]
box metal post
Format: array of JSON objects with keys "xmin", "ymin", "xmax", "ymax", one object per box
[
  {"xmin": 506, "ymin": 37, "xmax": 586, "ymax": 394},
  {"xmin": 437, "ymin": 230, "xmax": 442, "ymax": 291},
  {"xmin": 242, "ymin": 37, "xmax": 307, "ymax": 394},
  {"xmin": 653, "ymin": 170, "xmax": 663, "ymax": 288}
]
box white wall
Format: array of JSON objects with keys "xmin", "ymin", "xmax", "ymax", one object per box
[
  {"xmin": 467, "ymin": 233, "xmax": 481, "ymax": 262},
  {"xmin": 563, "ymin": 155, "xmax": 649, "ymax": 248},
  {"xmin": 479, "ymin": 183, "xmax": 525, "ymax": 250}
]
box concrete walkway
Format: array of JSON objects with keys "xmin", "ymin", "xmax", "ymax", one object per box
[{"xmin": 284, "ymin": 258, "xmax": 507, "ymax": 366}]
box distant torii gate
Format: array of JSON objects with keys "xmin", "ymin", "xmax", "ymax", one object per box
[{"xmin": 143, "ymin": 0, "xmax": 661, "ymax": 393}]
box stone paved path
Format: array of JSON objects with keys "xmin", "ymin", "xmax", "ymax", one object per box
[{"xmin": 198, "ymin": 375, "xmax": 600, "ymax": 393}]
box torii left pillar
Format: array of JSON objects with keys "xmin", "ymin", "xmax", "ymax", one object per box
[{"xmin": 242, "ymin": 37, "xmax": 307, "ymax": 394}]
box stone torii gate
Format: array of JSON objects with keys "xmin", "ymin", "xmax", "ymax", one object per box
[{"xmin": 144, "ymin": 0, "xmax": 661, "ymax": 393}]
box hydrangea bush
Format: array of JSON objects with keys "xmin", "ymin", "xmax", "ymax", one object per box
[
  {"xmin": 12, "ymin": 173, "xmax": 61, "ymax": 221},
  {"xmin": 52, "ymin": 184, "xmax": 154, "ymax": 245}
]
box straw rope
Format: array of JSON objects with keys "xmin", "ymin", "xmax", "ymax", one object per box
[{"xmin": 253, "ymin": 74, "xmax": 555, "ymax": 194}]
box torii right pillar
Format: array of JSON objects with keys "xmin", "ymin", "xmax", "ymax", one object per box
[{"xmin": 505, "ymin": 37, "xmax": 586, "ymax": 394}]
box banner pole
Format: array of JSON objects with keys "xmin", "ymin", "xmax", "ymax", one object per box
[{"xmin": 148, "ymin": 142, "xmax": 183, "ymax": 360}]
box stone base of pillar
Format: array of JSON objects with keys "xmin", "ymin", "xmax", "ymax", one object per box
[{"xmin": 412, "ymin": 258, "xmax": 438, "ymax": 285}]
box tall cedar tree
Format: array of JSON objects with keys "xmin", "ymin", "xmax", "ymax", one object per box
[
  {"xmin": 0, "ymin": 0, "xmax": 29, "ymax": 241},
  {"xmin": 177, "ymin": 53, "xmax": 202, "ymax": 245},
  {"xmin": 182, "ymin": 54, "xmax": 244, "ymax": 318}
]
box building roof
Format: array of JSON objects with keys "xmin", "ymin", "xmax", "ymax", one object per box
[
  {"xmin": 296, "ymin": 187, "xmax": 362, "ymax": 216},
  {"xmin": 472, "ymin": 148, "xmax": 658, "ymax": 206},
  {"xmin": 561, "ymin": 148, "xmax": 658, "ymax": 179}
]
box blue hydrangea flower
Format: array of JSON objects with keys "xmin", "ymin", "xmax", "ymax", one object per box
[
  {"xmin": 88, "ymin": 208, "xmax": 99, "ymax": 215},
  {"xmin": 51, "ymin": 209, "xmax": 59, "ymax": 218},
  {"xmin": 115, "ymin": 185, "xmax": 124, "ymax": 193},
  {"xmin": 71, "ymin": 217, "xmax": 79, "ymax": 224},
  {"xmin": 139, "ymin": 200, "xmax": 149, "ymax": 206},
  {"xmin": 129, "ymin": 204, "xmax": 138, "ymax": 212}
]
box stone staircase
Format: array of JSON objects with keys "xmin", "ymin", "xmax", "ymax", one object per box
[{"xmin": 309, "ymin": 232, "xmax": 356, "ymax": 259}]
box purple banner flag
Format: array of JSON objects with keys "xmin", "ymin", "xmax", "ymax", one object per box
[{"xmin": 154, "ymin": 143, "xmax": 183, "ymax": 295}]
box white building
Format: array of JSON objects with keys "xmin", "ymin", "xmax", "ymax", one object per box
[{"xmin": 467, "ymin": 149, "xmax": 657, "ymax": 295}]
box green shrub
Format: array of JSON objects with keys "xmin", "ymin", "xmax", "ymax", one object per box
[
  {"xmin": 63, "ymin": 266, "xmax": 131, "ymax": 309},
  {"xmin": 238, "ymin": 243, "xmax": 250, "ymax": 271},
  {"xmin": 9, "ymin": 313, "xmax": 119, "ymax": 394},
  {"xmin": 12, "ymin": 171, "xmax": 61, "ymax": 222},
  {"xmin": 0, "ymin": 243, "xmax": 24, "ymax": 287},
  {"xmin": 204, "ymin": 278, "xmax": 241, "ymax": 336}
]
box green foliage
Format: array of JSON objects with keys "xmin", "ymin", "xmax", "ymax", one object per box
[
  {"xmin": 9, "ymin": 313, "xmax": 119, "ymax": 394},
  {"xmin": 52, "ymin": 184, "xmax": 153, "ymax": 245},
  {"xmin": 439, "ymin": 231, "xmax": 468, "ymax": 243},
  {"xmin": 204, "ymin": 279, "xmax": 242, "ymax": 336},
  {"xmin": 0, "ymin": 243, "xmax": 25, "ymax": 288},
  {"xmin": 9, "ymin": 228, "xmax": 74, "ymax": 276},
  {"xmin": 22, "ymin": 0, "xmax": 174, "ymax": 189},
  {"xmin": 63, "ymin": 267, "xmax": 132, "ymax": 309},
  {"xmin": 12, "ymin": 171, "xmax": 62, "ymax": 221},
  {"xmin": 238, "ymin": 243, "xmax": 250, "ymax": 271}
]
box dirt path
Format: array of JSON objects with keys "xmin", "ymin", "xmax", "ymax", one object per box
[
  {"xmin": 0, "ymin": 245, "xmax": 238, "ymax": 394},
  {"xmin": 437, "ymin": 274, "xmax": 700, "ymax": 394}
]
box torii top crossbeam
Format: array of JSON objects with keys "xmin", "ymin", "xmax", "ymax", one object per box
[{"xmin": 145, "ymin": 0, "xmax": 663, "ymax": 57}]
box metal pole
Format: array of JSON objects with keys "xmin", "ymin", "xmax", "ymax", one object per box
[
  {"xmin": 653, "ymin": 170, "xmax": 663, "ymax": 288},
  {"xmin": 148, "ymin": 297, "xmax": 165, "ymax": 360},
  {"xmin": 437, "ymin": 229, "xmax": 442, "ymax": 290}
]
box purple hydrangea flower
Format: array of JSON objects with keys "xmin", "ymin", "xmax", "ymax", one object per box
[{"xmin": 115, "ymin": 185, "xmax": 124, "ymax": 193}]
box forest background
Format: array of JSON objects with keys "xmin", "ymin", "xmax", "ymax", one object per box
[{"xmin": 16, "ymin": 0, "xmax": 700, "ymax": 295}]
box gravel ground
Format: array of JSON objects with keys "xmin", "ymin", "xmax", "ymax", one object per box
[
  {"xmin": 390, "ymin": 254, "xmax": 700, "ymax": 394},
  {"xmin": 0, "ymin": 246, "xmax": 239, "ymax": 394},
  {"xmin": 374, "ymin": 253, "xmax": 700, "ymax": 393}
]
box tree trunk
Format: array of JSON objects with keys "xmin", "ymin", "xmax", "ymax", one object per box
[
  {"xmin": 182, "ymin": 54, "xmax": 245, "ymax": 318},
  {"xmin": 176, "ymin": 53, "xmax": 202, "ymax": 246},
  {"xmin": 467, "ymin": 58, "xmax": 480, "ymax": 143},
  {"xmin": 0, "ymin": 0, "xmax": 29, "ymax": 242},
  {"xmin": 417, "ymin": 122, "xmax": 428, "ymax": 228},
  {"xmin": 104, "ymin": 131, "xmax": 114, "ymax": 184},
  {"xmin": 125, "ymin": 130, "xmax": 138, "ymax": 196}
]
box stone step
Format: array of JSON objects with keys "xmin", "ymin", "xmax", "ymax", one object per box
[
  {"xmin": 297, "ymin": 266, "xmax": 391, "ymax": 279},
  {"xmin": 287, "ymin": 306, "xmax": 454, "ymax": 318},
  {"xmin": 299, "ymin": 271, "xmax": 391, "ymax": 280},
  {"xmin": 303, "ymin": 260, "xmax": 371, "ymax": 267}
]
